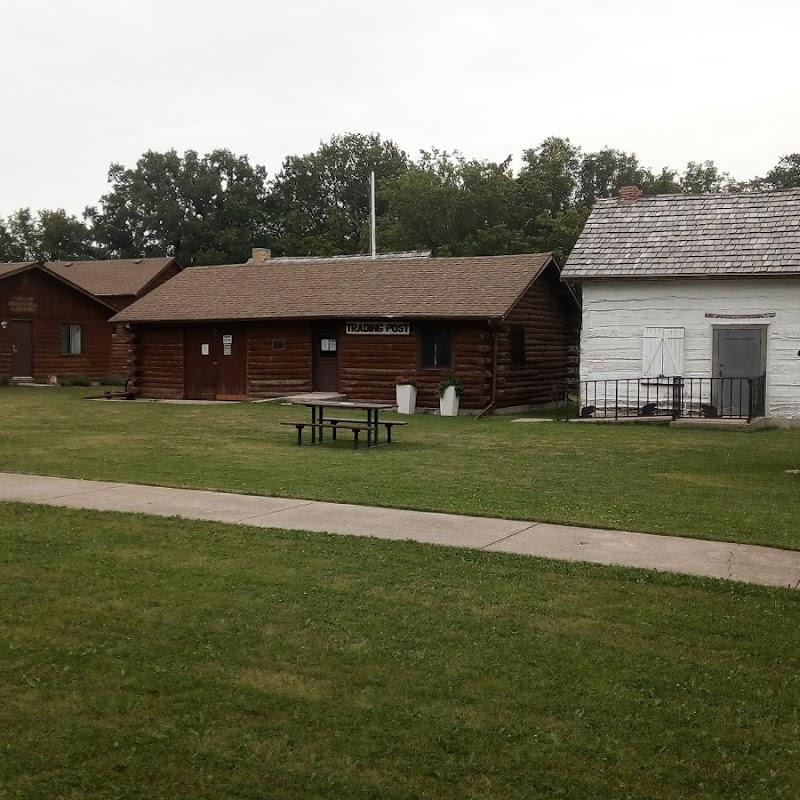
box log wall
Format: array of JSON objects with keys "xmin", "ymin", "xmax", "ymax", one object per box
[
  {"xmin": 339, "ymin": 322, "xmax": 493, "ymax": 409},
  {"xmin": 0, "ymin": 268, "xmax": 113, "ymax": 382},
  {"xmin": 127, "ymin": 265, "xmax": 575, "ymax": 411},
  {"xmin": 497, "ymin": 264, "xmax": 578, "ymax": 407},
  {"xmin": 131, "ymin": 326, "xmax": 184, "ymax": 399},
  {"xmin": 247, "ymin": 322, "xmax": 312, "ymax": 399}
]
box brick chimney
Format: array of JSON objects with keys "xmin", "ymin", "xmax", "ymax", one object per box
[
  {"xmin": 250, "ymin": 247, "xmax": 271, "ymax": 265},
  {"xmin": 619, "ymin": 185, "xmax": 641, "ymax": 202}
]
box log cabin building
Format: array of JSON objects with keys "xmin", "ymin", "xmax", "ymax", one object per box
[
  {"xmin": 113, "ymin": 252, "xmax": 579, "ymax": 411},
  {"xmin": 0, "ymin": 257, "xmax": 181, "ymax": 382}
]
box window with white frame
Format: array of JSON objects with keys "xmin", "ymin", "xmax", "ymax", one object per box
[{"xmin": 642, "ymin": 327, "xmax": 684, "ymax": 376}]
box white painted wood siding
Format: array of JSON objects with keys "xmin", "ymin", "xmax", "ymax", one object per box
[{"xmin": 580, "ymin": 279, "xmax": 800, "ymax": 418}]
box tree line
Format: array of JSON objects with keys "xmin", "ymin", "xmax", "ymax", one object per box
[{"xmin": 3, "ymin": 134, "xmax": 799, "ymax": 266}]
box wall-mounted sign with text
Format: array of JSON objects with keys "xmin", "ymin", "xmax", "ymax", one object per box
[
  {"xmin": 8, "ymin": 295, "xmax": 37, "ymax": 314},
  {"xmin": 345, "ymin": 321, "xmax": 410, "ymax": 335}
]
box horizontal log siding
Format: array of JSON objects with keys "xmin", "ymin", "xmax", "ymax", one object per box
[
  {"xmin": 247, "ymin": 322, "xmax": 312, "ymax": 399},
  {"xmin": 340, "ymin": 322, "xmax": 493, "ymax": 409},
  {"xmin": 132, "ymin": 326, "xmax": 184, "ymax": 399},
  {"xmin": 497, "ymin": 268, "xmax": 574, "ymax": 407},
  {"xmin": 0, "ymin": 268, "xmax": 112, "ymax": 382},
  {"xmin": 110, "ymin": 325, "xmax": 134, "ymax": 378}
]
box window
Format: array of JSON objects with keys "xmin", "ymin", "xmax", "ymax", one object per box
[
  {"xmin": 510, "ymin": 325, "xmax": 526, "ymax": 367},
  {"xmin": 319, "ymin": 337, "xmax": 337, "ymax": 355},
  {"xmin": 61, "ymin": 323, "xmax": 82, "ymax": 355},
  {"xmin": 642, "ymin": 327, "xmax": 684, "ymax": 376},
  {"xmin": 420, "ymin": 329, "xmax": 452, "ymax": 368}
]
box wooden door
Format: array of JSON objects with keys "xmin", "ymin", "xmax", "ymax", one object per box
[
  {"xmin": 184, "ymin": 326, "xmax": 247, "ymax": 400},
  {"xmin": 11, "ymin": 320, "xmax": 33, "ymax": 379},
  {"xmin": 712, "ymin": 327, "xmax": 766, "ymax": 416},
  {"xmin": 216, "ymin": 326, "xmax": 247, "ymax": 400},
  {"xmin": 313, "ymin": 326, "xmax": 340, "ymax": 392},
  {"xmin": 184, "ymin": 326, "xmax": 217, "ymax": 400}
]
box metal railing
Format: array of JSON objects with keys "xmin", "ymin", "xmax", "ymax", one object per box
[{"xmin": 571, "ymin": 375, "xmax": 766, "ymax": 422}]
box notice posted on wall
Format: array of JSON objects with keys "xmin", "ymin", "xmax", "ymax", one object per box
[
  {"xmin": 222, "ymin": 335, "xmax": 233, "ymax": 356},
  {"xmin": 201, "ymin": 344, "xmax": 210, "ymax": 356}
]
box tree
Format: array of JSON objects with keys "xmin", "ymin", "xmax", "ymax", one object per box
[
  {"xmin": 517, "ymin": 136, "xmax": 581, "ymax": 216},
  {"xmin": 86, "ymin": 149, "xmax": 269, "ymax": 265},
  {"xmin": 577, "ymin": 147, "xmax": 652, "ymax": 206},
  {"xmin": 0, "ymin": 218, "xmax": 19, "ymax": 262},
  {"xmin": 0, "ymin": 208, "xmax": 95, "ymax": 262},
  {"xmin": 761, "ymin": 154, "xmax": 800, "ymax": 189},
  {"xmin": 516, "ymin": 137, "xmax": 586, "ymax": 263},
  {"xmin": 680, "ymin": 160, "xmax": 732, "ymax": 193},
  {"xmin": 641, "ymin": 167, "xmax": 682, "ymax": 195},
  {"xmin": 267, "ymin": 133, "xmax": 409, "ymax": 256},
  {"xmin": 381, "ymin": 150, "xmax": 526, "ymax": 256},
  {"xmin": 38, "ymin": 209, "xmax": 97, "ymax": 261}
]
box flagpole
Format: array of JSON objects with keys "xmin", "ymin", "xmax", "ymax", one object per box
[{"xmin": 370, "ymin": 171, "xmax": 376, "ymax": 259}]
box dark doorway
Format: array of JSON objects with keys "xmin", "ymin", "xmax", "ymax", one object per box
[
  {"xmin": 184, "ymin": 326, "xmax": 247, "ymax": 400},
  {"xmin": 712, "ymin": 327, "xmax": 766, "ymax": 416},
  {"xmin": 313, "ymin": 326, "xmax": 340, "ymax": 392},
  {"xmin": 11, "ymin": 320, "xmax": 33, "ymax": 379}
]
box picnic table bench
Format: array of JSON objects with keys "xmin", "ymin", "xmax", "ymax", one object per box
[
  {"xmin": 325, "ymin": 417, "xmax": 408, "ymax": 444},
  {"xmin": 281, "ymin": 399, "xmax": 407, "ymax": 448},
  {"xmin": 280, "ymin": 421, "xmax": 371, "ymax": 449}
]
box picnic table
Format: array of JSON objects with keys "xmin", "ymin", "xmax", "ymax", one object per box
[{"xmin": 281, "ymin": 399, "xmax": 406, "ymax": 449}]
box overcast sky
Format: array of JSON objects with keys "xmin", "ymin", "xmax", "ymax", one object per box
[{"xmin": 2, "ymin": 0, "xmax": 798, "ymax": 218}]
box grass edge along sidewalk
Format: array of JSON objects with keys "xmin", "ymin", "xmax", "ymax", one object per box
[
  {"xmin": 2, "ymin": 502, "xmax": 800, "ymax": 800},
  {"xmin": 2, "ymin": 386, "xmax": 800, "ymax": 550},
  {"xmin": 2, "ymin": 472, "xmax": 800, "ymax": 589}
]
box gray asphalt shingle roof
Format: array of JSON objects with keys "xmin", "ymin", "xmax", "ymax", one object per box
[{"xmin": 561, "ymin": 189, "xmax": 800, "ymax": 280}]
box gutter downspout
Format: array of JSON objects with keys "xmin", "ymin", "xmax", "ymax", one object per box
[{"xmin": 476, "ymin": 319, "xmax": 500, "ymax": 419}]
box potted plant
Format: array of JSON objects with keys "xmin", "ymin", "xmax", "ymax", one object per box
[
  {"xmin": 437, "ymin": 373, "xmax": 463, "ymax": 416},
  {"xmin": 395, "ymin": 375, "xmax": 418, "ymax": 415}
]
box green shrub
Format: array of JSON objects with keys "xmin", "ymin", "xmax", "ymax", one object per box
[
  {"xmin": 101, "ymin": 374, "xmax": 127, "ymax": 387},
  {"xmin": 58, "ymin": 374, "xmax": 91, "ymax": 387}
]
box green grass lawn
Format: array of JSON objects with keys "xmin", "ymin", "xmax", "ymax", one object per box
[
  {"xmin": 2, "ymin": 502, "xmax": 799, "ymax": 799},
  {"xmin": 2, "ymin": 386, "xmax": 800, "ymax": 548}
]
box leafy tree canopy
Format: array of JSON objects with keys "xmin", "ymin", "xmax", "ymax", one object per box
[
  {"xmin": 267, "ymin": 133, "xmax": 409, "ymax": 256},
  {"xmin": 5, "ymin": 136, "xmax": 800, "ymax": 269},
  {"xmin": 85, "ymin": 149, "xmax": 269, "ymax": 266},
  {"xmin": 0, "ymin": 208, "xmax": 96, "ymax": 262}
]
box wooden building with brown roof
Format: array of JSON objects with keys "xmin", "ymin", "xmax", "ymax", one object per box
[
  {"xmin": 0, "ymin": 257, "xmax": 181, "ymax": 383},
  {"xmin": 113, "ymin": 252, "xmax": 578, "ymax": 410}
]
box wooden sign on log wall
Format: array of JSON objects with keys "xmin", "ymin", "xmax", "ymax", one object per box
[
  {"xmin": 345, "ymin": 321, "xmax": 410, "ymax": 335},
  {"xmin": 8, "ymin": 295, "xmax": 37, "ymax": 314}
]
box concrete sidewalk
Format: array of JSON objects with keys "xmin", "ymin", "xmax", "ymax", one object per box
[{"xmin": 1, "ymin": 472, "xmax": 798, "ymax": 590}]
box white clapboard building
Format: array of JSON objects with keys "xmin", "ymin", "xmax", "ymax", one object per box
[{"xmin": 561, "ymin": 186, "xmax": 800, "ymax": 420}]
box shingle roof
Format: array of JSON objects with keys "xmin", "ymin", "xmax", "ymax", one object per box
[
  {"xmin": 46, "ymin": 258, "xmax": 178, "ymax": 297},
  {"xmin": 0, "ymin": 262, "xmax": 35, "ymax": 279},
  {"xmin": 112, "ymin": 253, "xmax": 556, "ymax": 323},
  {"xmin": 562, "ymin": 189, "xmax": 800, "ymax": 280},
  {"xmin": 249, "ymin": 250, "xmax": 432, "ymax": 264},
  {"xmin": 0, "ymin": 257, "xmax": 178, "ymax": 296}
]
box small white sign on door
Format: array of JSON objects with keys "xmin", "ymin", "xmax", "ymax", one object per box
[
  {"xmin": 222, "ymin": 335, "xmax": 233, "ymax": 356},
  {"xmin": 201, "ymin": 344, "xmax": 210, "ymax": 356}
]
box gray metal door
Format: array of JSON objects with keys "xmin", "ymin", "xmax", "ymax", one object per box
[{"xmin": 712, "ymin": 327, "xmax": 766, "ymax": 416}]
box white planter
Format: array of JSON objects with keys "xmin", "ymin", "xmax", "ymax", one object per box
[
  {"xmin": 439, "ymin": 386, "xmax": 460, "ymax": 416},
  {"xmin": 395, "ymin": 384, "xmax": 417, "ymax": 415}
]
